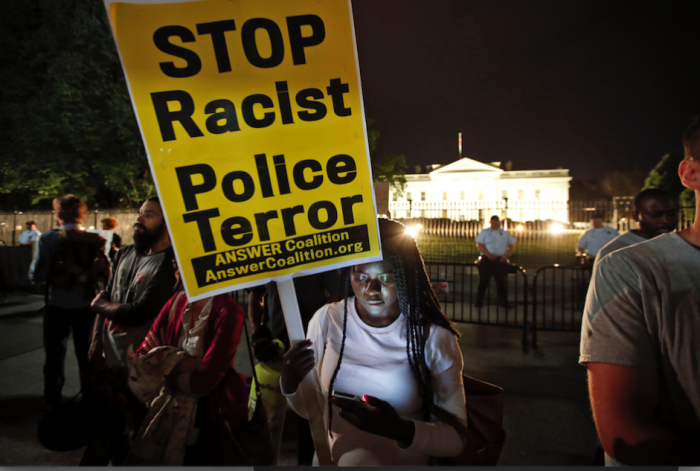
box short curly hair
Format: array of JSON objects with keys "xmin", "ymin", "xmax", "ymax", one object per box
[
  {"xmin": 101, "ymin": 217, "xmax": 118, "ymax": 230},
  {"xmin": 53, "ymin": 195, "xmax": 87, "ymax": 224}
]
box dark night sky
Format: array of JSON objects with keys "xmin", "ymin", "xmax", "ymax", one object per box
[{"xmin": 350, "ymin": 0, "xmax": 700, "ymax": 181}]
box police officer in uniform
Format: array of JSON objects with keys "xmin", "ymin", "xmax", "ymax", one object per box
[
  {"xmin": 474, "ymin": 215, "xmax": 516, "ymax": 309},
  {"xmin": 576, "ymin": 212, "xmax": 619, "ymax": 265}
]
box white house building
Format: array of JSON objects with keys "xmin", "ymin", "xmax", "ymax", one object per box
[{"xmin": 388, "ymin": 157, "xmax": 572, "ymax": 223}]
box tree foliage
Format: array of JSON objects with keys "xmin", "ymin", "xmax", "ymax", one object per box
[
  {"xmin": 372, "ymin": 153, "xmax": 408, "ymax": 194},
  {"xmin": 642, "ymin": 152, "xmax": 695, "ymax": 219},
  {"xmin": 0, "ymin": 0, "xmax": 154, "ymax": 209},
  {"xmin": 366, "ymin": 117, "xmax": 380, "ymax": 154},
  {"xmin": 570, "ymin": 170, "xmax": 645, "ymax": 200},
  {"xmin": 366, "ymin": 118, "xmax": 407, "ymax": 195},
  {"xmin": 641, "ymin": 153, "xmax": 686, "ymax": 197},
  {"xmin": 600, "ymin": 170, "xmax": 645, "ymax": 197}
]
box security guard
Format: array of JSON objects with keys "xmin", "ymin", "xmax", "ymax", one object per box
[
  {"xmin": 475, "ymin": 215, "xmax": 516, "ymax": 308},
  {"xmin": 576, "ymin": 213, "xmax": 619, "ymax": 262}
]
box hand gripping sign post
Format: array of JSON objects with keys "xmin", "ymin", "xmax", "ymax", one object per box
[{"xmin": 104, "ymin": 0, "xmax": 381, "ymax": 464}]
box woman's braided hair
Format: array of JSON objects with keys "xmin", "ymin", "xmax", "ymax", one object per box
[{"xmin": 326, "ymin": 219, "xmax": 458, "ymax": 437}]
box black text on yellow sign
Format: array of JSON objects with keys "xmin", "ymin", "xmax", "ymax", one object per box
[
  {"xmin": 177, "ymin": 153, "xmax": 363, "ymax": 254},
  {"xmin": 150, "ymin": 15, "xmax": 352, "ymax": 140},
  {"xmin": 108, "ymin": 0, "xmax": 381, "ymax": 299}
]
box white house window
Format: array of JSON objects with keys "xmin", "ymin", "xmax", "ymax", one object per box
[
  {"xmin": 442, "ymin": 210, "xmax": 448, "ymax": 218},
  {"xmin": 442, "ymin": 191, "xmax": 447, "ymax": 201},
  {"xmin": 407, "ymin": 192, "xmax": 412, "ymax": 201},
  {"xmin": 460, "ymin": 191, "xmax": 465, "ymax": 201},
  {"xmin": 518, "ymin": 190, "xmax": 524, "ymax": 200},
  {"xmin": 392, "ymin": 193, "xmax": 398, "ymax": 202},
  {"xmin": 420, "ymin": 210, "xmax": 426, "ymax": 217},
  {"xmin": 421, "ymin": 192, "xmax": 426, "ymax": 201},
  {"xmin": 535, "ymin": 189, "xmax": 541, "ymax": 200},
  {"xmin": 502, "ymin": 190, "xmax": 507, "ymax": 199},
  {"xmin": 478, "ymin": 191, "xmax": 483, "ymax": 201}
]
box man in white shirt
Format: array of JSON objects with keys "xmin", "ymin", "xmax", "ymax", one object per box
[
  {"xmin": 474, "ymin": 215, "xmax": 516, "ymax": 309},
  {"xmin": 595, "ymin": 189, "xmax": 678, "ymax": 266},
  {"xmin": 576, "ymin": 214, "xmax": 619, "ymax": 261},
  {"xmin": 18, "ymin": 221, "xmax": 41, "ymax": 246}
]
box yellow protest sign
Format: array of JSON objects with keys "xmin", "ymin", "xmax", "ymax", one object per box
[{"xmin": 105, "ymin": 0, "xmax": 381, "ymax": 301}]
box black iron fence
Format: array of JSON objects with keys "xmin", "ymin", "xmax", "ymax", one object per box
[
  {"xmin": 398, "ymin": 202, "xmax": 695, "ymax": 269},
  {"xmin": 0, "ymin": 247, "xmax": 597, "ymax": 352},
  {"xmin": 531, "ymin": 265, "xmax": 592, "ymax": 348},
  {"xmin": 413, "ymin": 230, "xmax": 582, "ymax": 269},
  {"xmin": 422, "ymin": 263, "xmax": 593, "ymax": 350},
  {"xmin": 391, "ymin": 199, "xmax": 606, "ymax": 226},
  {"xmin": 0, "ymin": 246, "xmax": 35, "ymax": 292},
  {"xmin": 2, "ymin": 201, "xmax": 694, "ymax": 273},
  {"xmin": 423, "ymin": 262, "xmax": 529, "ymax": 351},
  {"xmin": 391, "ymin": 199, "xmax": 696, "ymax": 231},
  {"xmin": 0, "ymin": 209, "xmax": 140, "ymax": 247}
]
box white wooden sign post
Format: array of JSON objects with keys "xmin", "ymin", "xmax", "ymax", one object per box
[{"xmin": 278, "ymin": 279, "xmax": 334, "ymax": 465}]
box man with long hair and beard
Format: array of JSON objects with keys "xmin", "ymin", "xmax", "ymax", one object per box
[{"xmin": 83, "ymin": 197, "xmax": 177, "ymax": 465}]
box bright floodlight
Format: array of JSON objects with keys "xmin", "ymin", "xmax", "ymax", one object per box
[
  {"xmin": 516, "ymin": 224, "xmax": 524, "ymax": 231},
  {"xmin": 406, "ymin": 226, "xmax": 418, "ymax": 238},
  {"xmin": 416, "ymin": 223, "xmax": 423, "ymax": 230},
  {"xmin": 550, "ymin": 223, "xmax": 564, "ymax": 233}
]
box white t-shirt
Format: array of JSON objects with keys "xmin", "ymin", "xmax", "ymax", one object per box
[
  {"xmin": 283, "ymin": 299, "xmax": 466, "ymax": 466},
  {"xmin": 576, "ymin": 227, "xmax": 619, "ymax": 257},
  {"xmin": 580, "ymin": 232, "xmax": 700, "ymax": 437},
  {"xmin": 475, "ymin": 228, "xmax": 516, "ymax": 257},
  {"xmin": 593, "ymin": 231, "xmax": 646, "ymax": 267}
]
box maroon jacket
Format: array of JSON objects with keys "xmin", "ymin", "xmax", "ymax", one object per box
[{"xmin": 136, "ymin": 293, "xmax": 248, "ymax": 430}]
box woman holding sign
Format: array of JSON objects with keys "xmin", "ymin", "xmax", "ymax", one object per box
[{"xmin": 281, "ymin": 219, "xmax": 467, "ymax": 466}]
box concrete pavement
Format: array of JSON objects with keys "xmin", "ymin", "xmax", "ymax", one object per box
[{"xmin": 0, "ymin": 292, "xmax": 598, "ymax": 466}]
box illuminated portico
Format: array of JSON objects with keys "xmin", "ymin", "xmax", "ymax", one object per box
[{"xmin": 389, "ymin": 157, "xmax": 572, "ymax": 223}]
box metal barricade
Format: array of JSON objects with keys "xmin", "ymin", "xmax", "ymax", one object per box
[
  {"xmin": 531, "ymin": 265, "xmax": 591, "ymax": 348},
  {"xmin": 424, "ymin": 262, "xmax": 529, "ymax": 351},
  {"xmin": 0, "ymin": 246, "xmax": 34, "ymax": 291}
]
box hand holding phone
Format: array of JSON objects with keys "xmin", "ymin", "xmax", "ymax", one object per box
[{"xmin": 331, "ymin": 390, "xmax": 364, "ymax": 403}]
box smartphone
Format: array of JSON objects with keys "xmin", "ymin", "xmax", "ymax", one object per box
[{"xmin": 331, "ymin": 390, "xmax": 364, "ymax": 402}]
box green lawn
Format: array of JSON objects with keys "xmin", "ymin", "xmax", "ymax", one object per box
[{"xmin": 414, "ymin": 231, "xmax": 584, "ymax": 271}]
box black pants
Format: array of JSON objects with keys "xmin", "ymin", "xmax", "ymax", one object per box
[
  {"xmin": 476, "ymin": 258, "xmax": 509, "ymax": 304},
  {"xmin": 183, "ymin": 395, "xmax": 219, "ymax": 466},
  {"xmin": 80, "ymin": 376, "xmax": 147, "ymax": 466},
  {"xmin": 298, "ymin": 416, "xmax": 315, "ymax": 465},
  {"xmin": 42, "ymin": 304, "xmax": 95, "ymax": 407}
]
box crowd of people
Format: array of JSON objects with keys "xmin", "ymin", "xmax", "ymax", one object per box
[
  {"xmin": 25, "ymin": 193, "xmax": 471, "ymax": 466},
  {"xmin": 20, "ymin": 118, "xmax": 700, "ymax": 466}
]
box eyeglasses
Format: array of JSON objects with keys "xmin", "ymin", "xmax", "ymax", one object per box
[{"xmin": 351, "ymin": 272, "xmax": 395, "ymax": 285}]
